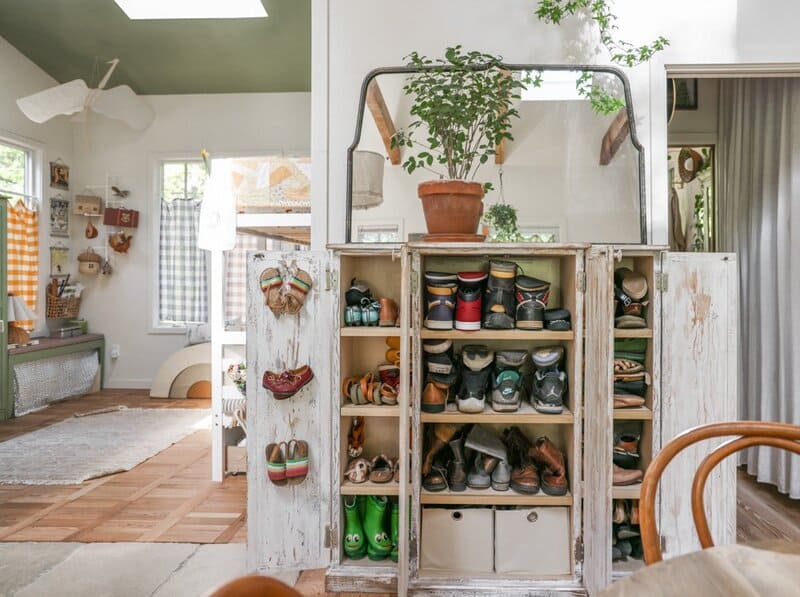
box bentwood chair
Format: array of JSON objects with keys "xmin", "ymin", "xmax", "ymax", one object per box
[{"xmin": 639, "ymin": 421, "xmax": 800, "ymax": 564}]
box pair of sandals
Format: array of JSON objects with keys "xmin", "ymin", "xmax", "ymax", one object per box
[
  {"xmin": 259, "ymin": 266, "xmax": 313, "ymax": 317},
  {"xmin": 266, "ymin": 440, "xmax": 309, "ymax": 485},
  {"xmin": 342, "ymin": 372, "xmax": 398, "ymax": 406},
  {"xmin": 344, "ymin": 454, "xmax": 399, "ymax": 484}
]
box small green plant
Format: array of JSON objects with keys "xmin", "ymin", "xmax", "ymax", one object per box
[
  {"xmin": 391, "ymin": 46, "xmax": 532, "ymax": 192},
  {"xmin": 482, "ymin": 203, "xmax": 527, "ymax": 242}
]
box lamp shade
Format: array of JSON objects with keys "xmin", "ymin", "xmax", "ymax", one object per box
[
  {"xmin": 352, "ymin": 150, "xmax": 384, "ymax": 209},
  {"xmin": 7, "ymin": 294, "xmax": 37, "ymax": 322}
]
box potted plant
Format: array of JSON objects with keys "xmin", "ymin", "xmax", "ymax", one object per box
[{"xmin": 392, "ymin": 46, "xmax": 528, "ymax": 240}]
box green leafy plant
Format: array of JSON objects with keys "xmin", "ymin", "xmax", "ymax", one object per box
[
  {"xmin": 535, "ymin": 0, "xmax": 669, "ymax": 114},
  {"xmin": 482, "ymin": 203, "xmax": 527, "ymax": 242},
  {"xmin": 391, "ymin": 46, "xmax": 532, "ymax": 192}
]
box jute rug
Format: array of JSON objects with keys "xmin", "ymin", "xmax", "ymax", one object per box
[{"xmin": 0, "ymin": 408, "xmax": 210, "ymax": 485}]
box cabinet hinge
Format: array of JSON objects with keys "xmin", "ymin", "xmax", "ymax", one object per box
[
  {"xmin": 655, "ymin": 272, "xmax": 668, "ymax": 292},
  {"xmin": 0, "ymin": 320, "xmax": 4, "ymax": 333},
  {"xmin": 324, "ymin": 524, "xmax": 337, "ymax": 549},
  {"xmin": 575, "ymin": 536, "xmax": 584, "ymax": 563},
  {"xmin": 325, "ymin": 268, "xmax": 338, "ymax": 292},
  {"xmin": 576, "ymin": 271, "xmax": 586, "ymax": 293},
  {"xmin": 660, "ymin": 535, "xmax": 667, "ymax": 553}
]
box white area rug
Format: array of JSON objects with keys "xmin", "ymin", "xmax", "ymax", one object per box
[{"xmin": 0, "ymin": 408, "xmax": 210, "ymax": 485}]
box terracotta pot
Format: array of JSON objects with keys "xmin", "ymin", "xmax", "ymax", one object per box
[{"xmin": 418, "ymin": 180, "xmax": 485, "ymax": 237}]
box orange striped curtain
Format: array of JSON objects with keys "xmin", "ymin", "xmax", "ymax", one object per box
[{"xmin": 7, "ymin": 202, "xmax": 39, "ymax": 329}]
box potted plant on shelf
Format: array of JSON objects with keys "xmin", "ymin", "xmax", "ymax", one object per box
[{"xmin": 392, "ymin": 46, "xmax": 529, "ymax": 241}]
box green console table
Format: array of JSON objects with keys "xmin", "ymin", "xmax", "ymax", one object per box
[{"xmin": 3, "ymin": 333, "xmax": 105, "ymax": 420}]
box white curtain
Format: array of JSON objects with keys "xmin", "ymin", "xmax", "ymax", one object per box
[{"xmin": 718, "ymin": 78, "xmax": 800, "ymax": 498}]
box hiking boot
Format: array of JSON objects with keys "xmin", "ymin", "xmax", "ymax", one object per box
[
  {"xmin": 467, "ymin": 452, "xmax": 498, "ymax": 489},
  {"xmin": 447, "ymin": 437, "xmax": 467, "ymax": 491},
  {"xmin": 483, "ymin": 260, "xmax": 518, "ymax": 329},
  {"xmin": 504, "ymin": 426, "xmax": 540, "ymax": 494},
  {"xmin": 515, "ymin": 275, "xmax": 551, "ymax": 330},
  {"xmin": 455, "ymin": 271, "xmax": 487, "ymax": 331},
  {"xmin": 343, "ymin": 496, "xmax": 366, "ymax": 559},
  {"xmin": 544, "ymin": 308, "xmax": 571, "ymax": 331},
  {"xmin": 363, "ymin": 495, "xmax": 392, "ymax": 560},
  {"xmin": 491, "ymin": 350, "xmax": 527, "ymax": 412},
  {"xmin": 531, "ymin": 436, "xmax": 568, "ymax": 496}
]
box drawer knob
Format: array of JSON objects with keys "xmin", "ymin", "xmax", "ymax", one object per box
[
  {"xmin": 527, "ymin": 511, "xmax": 538, "ymax": 523},
  {"xmin": 451, "ymin": 511, "xmax": 463, "ymax": 521}
]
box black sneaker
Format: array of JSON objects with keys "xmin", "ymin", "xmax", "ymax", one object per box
[
  {"xmin": 483, "ymin": 261, "xmax": 517, "ymax": 329},
  {"xmin": 515, "ymin": 276, "xmax": 550, "ymax": 330},
  {"xmin": 491, "ymin": 350, "xmax": 527, "ymax": 412},
  {"xmin": 532, "ymin": 368, "xmax": 567, "ymax": 414},
  {"xmin": 457, "ymin": 367, "xmax": 491, "ymax": 413}
]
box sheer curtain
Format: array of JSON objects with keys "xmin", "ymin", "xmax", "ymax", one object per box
[{"xmin": 718, "ymin": 78, "xmax": 800, "ymax": 498}]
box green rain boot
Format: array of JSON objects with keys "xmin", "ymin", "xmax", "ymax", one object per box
[
  {"xmin": 364, "ymin": 495, "xmax": 392, "ymax": 560},
  {"xmin": 356, "ymin": 495, "xmax": 367, "ymax": 521},
  {"xmin": 343, "ymin": 496, "xmax": 366, "ymax": 560},
  {"xmin": 390, "ymin": 499, "xmax": 399, "ymax": 563}
]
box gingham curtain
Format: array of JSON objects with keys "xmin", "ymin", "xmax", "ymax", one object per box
[
  {"xmin": 224, "ymin": 233, "xmax": 260, "ymax": 328},
  {"xmin": 7, "ymin": 202, "xmax": 38, "ymax": 329},
  {"xmin": 159, "ymin": 198, "xmax": 207, "ymax": 324}
]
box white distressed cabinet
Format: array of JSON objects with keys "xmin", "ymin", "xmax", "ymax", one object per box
[{"xmin": 246, "ymin": 243, "xmax": 737, "ymax": 596}]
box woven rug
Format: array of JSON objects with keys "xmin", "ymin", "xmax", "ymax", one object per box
[{"xmin": 0, "ymin": 408, "xmax": 210, "ymax": 485}]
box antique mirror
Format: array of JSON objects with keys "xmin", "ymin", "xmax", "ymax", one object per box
[{"xmin": 346, "ymin": 64, "xmax": 645, "ymax": 243}]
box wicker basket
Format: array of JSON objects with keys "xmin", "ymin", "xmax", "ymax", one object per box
[{"xmin": 46, "ymin": 294, "xmax": 81, "ymax": 319}]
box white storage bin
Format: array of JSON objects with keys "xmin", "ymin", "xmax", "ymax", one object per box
[
  {"xmin": 494, "ymin": 507, "xmax": 571, "ymax": 576},
  {"xmin": 421, "ymin": 507, "xmax": 494, "ymax": 573}
]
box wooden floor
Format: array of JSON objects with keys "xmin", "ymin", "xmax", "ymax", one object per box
[{"xmin": 0, "ymin": 390, "xmax": 245, "ymax": 543}]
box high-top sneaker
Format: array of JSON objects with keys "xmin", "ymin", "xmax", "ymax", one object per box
[
  {"xmin": 531, "ymin": 346, "xmax": 567, "ymax": 414},
  {"xmin": 423, "ymin": 339, "xmax": 454, "ymax": 375},
  {"xmin": 491, "ymin": 349, "xmax": 527, "ymax": 412},
  {"xmin": 515, "ymin": 275, "xmax": 551, "ymax": 330},
  {"xmin": 483, "ymin": 261, "xmax": 518, "ymax": 329},
  {"xmin": 424, "ymin": 272, "xmax": 457, "ymax": 330},
  {"xmin": 456, "ymin": 345, "xmax": 494, "ymax": 413},
  {"xmin": 455, "ymin": 271, "xmax": 488, "ymax": 331}
]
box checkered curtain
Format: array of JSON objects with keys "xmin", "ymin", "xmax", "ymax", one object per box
[
  {"xmin": 224, "ymin": 233, "xmax": 261, "ymax": 328},
  {"xmin": 7, "ymin": 202, "xmax": 38, "ymax": 329},
  {"xmin": 159, "ymin": 198, "xmax": 208, "ymax": 324}
]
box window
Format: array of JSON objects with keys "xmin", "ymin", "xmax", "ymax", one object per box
[
  {"xmin": 157, "ymin": 160, "xmax": 209, "ymax": 327},
  {"xmin": 0, "ymin": 141, "xmax": 31, "ymax": 201},
  {"xmin": 356, "ymin": 223, "xmax": 402, "ymax": 243},
  {"xmin": 518, "ymin": 226, "xmax": 560, "ymax": 243}
]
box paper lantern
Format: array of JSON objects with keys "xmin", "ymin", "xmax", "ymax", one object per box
[{"xmin": 352, "ymin": 150, "xmax": 384, "ymax": 209}]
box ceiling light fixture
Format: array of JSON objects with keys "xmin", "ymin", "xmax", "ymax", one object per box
[{"xmin": 113, "ymin": 0, "xmax": 267, "ymax": 20}]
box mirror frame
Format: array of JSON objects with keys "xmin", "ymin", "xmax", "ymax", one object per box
[{"xmin": 346, "ymin": 63, "xmax": 646, "ymax": 244}]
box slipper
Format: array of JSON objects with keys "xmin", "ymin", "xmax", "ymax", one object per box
[
  {"xmin": 614, "ymin": 394, "xmax": 646, "ymax": 408},
  {"xmin": 286, "ymin": 440, "xmax": 309, "ymax": 482},
  {"xmin": 342, "ymin": 376, "xmax": 360, "ymax": 404},
  {"xmin": 369, "ymin": 454, "xmax": 394, "ymax": 483},
  {"xmin": 359, "ymin": 373, "xmax": 376, "ymax": 404},
  {"xmin": 345, "ymin": 457, "xmax": 371, "ymax": 483},
  {"xmin": 379, "ymin": 383, "xmax": 398, "ymax": 406},
  {"xmin": 284, "ymin": 268, "xmax": 313, "ymax": 314},
  {"xmin": 266, "ymin": 442, "xmax": 287, "ymax": 485},
  {"xmin": 260, "ymin": 268, "xmax": 285, "ymax": 316}
]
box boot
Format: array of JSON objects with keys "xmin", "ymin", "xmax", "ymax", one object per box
[
  {"xmin": 467, "ymin": 453, "xmax": 499, "ymax": 489},
  {"xmin": 504, "ymin": 427, "xmax": 540, "ymax": 495},
  {"xmin": 454, "ymin": 271, "xmax": 487, "ymax": 331},
  {"xmin": 447, "ymin": 437, "xmax": 467, "ymax": 491},
  {"xmin": 531, "ymin": 436, "xmax": 568, "ymax": 496},
  {"xmin": 421, "ymin": 423, "xmax": 459, "ymax": 489},
  {"xmin": 491, "ymin": 460, "xmax": 511, "ymax": 491},
  {"xmin": 491, "ymin": 350, "xmax": 527, "ymax": 412},
  {"xmin": 514, "ymin": 275, "xmax": 550, "ymax": 330},
  {"xmin": 390, "ymin": 499, "xmax": 399, "ymax": 562},
  {"xmin": 424, "ymin": 272, "xmax": 458, "ymax": 330},
  {"xmin": 483, "ymin": 260, "xmax": 518, "ymax": 329},
  {"xmin": 343, "ymin": 496, "xmax": 366, "ymax": 559},
  {"xmin": 364, "ymin": 495, "xmax": 392, "ymax": 560}
]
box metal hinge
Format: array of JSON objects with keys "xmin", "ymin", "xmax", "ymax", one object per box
[
  {"xmin": 660, "ymin": 535, "xmax": 667, "ymax": 553},
  {"xmin": 325, "ymin": 268, "xmax": 338, "ymax": 292},
  {"xmin": 655, "ymin": 272, "xmax": 668, "ymax": 292},
  {"xmin": 613, "ymin": 249, "xmax": 623, "ymax": 262},
  {"xmin": 574, "ymin": 536, "xmax": 584, "ymax": 563},
  {"xmin": 0, "ymin": 320, "xmax": 4, "ymax": 333},
  {"xmin": 324, "ymin": 524, "xmax": 337, "ymax": 549},
  {"xmin": 576, "ymin": 271, "xmax": 586, "ymax": 293}
]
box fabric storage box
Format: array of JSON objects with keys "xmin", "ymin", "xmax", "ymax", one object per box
[
  {"xmin": 494, "ymin": 507, "xmax": 571, "ymax": 575},
  {"xmin": 421, "ymin": 507, "xmax": 493, "ymax": 573},
  {"xmin": 103, "ymin": 207, "xmax": 139, "ymax": 228}
]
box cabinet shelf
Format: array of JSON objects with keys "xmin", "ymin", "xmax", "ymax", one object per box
[
  {"xmin": 421, "ymin": 487, "xmax": 572, "ymax": 506},
  {"xmin": 612, "ymin": 407, "xmax": 653, "ymax": 420},
  {"xmin": 612, "ymin": 484, "xmax": 642, "ymax": 500},
  {"xmin": 341, "ymin": 326, "xmax": 403, "ymax": 337},
  {"xmin": 613, "ymin": 329, "xmax": 653, "ymax": 338},
  {"xmin": 420, "ymin": 329, "xmax": 574, "ymax": 341},
  {"xmin": 341, "ymin": 481, "xmax": 400, "ymax": 496},
  {"xmin": 421, "ymin": 403, "xmax": 573, "ymax": 424},
  {"xmin": 341, "ymin": 404, "xmax": 400, "ymax": 417}
]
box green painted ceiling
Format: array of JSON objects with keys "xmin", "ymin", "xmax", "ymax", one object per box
[{"xmin": 0, "ymin": 0, "xmax": 310, "ymax": 94}]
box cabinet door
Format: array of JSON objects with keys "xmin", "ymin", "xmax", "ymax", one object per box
[
  {"xmin": 246, "ymin": 251, "xmax": 333, "ymax": 572},
  {"xmin": 659, "ymin": 252, "xmax": 738, "ymax": 556},
  {"xmin": 0, "ymin": 201, "xmax": 8, "ymax": 419}
]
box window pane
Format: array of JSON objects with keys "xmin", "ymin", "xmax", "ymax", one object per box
[
  {"xmin": 0, "ymin": 143, "xmax": 27, "ymax": 196},
  {"xmin": 162, "ymin": 162, "xmax": 187, "ymax": 201},
  {"xmin": 185, "ymin": 162, "xmax": 208, "ymax": 199}
]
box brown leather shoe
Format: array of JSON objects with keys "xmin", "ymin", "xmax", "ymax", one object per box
[
  {"xmin": 422, "ymin": 379, "xmax": 449, "ymax": 413},
  {"xmin": 379, "ymin": 298, "xmax": 398, "ymax": 327},
  {"xmin": 504, "ymin": 427, "xmax": 540, "ymax": 494},
  {"xmin": 613, "ymin": 394, "xmax": 646, "ymax": 408},
  {"xmin": 262, "ymin": 365, "xmax": 314, "ymax": 400},
  {"xmin": 630, "ymin": 501, "xmax": 640, "ymax": 525},
  {"xmin": 531, "ymin": 436, "xmax": 568, "ymax": 496},
  {"xmin": 421, "ymin": 423, "xmax": 458, "ymax": 477},
  {"xmin": 613, "ymin": 464, "xmax": 643, "ymax": 486},
  {"xmin": 613, "ymin": 500, "xmax": 628, "ymax": 524}
]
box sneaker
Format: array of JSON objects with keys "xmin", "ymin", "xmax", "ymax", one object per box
[
  {"xmin": 531, "ymin": 346, "xmax": 564, "ymax": 369},
  {"xmin": 455, "ymin": 272, "xmax": 487, "ymax": 331},
  {"xmin": 515, "ymin": 275, "xmax": 550, "ymax": 330},
  {"xmin": 483, "ymin": 260, "xmax": 518, "ymax": 329},
  {"xmin": 424, "ymin": 281, "xmax": 457, "ymax": 330},
  {"xmin": 345, "ymin": 278, "xmax": 371, "ymax": 306},
  {"xmin": 457, "ymin": 367, "xmax": 491, "ymax": 413},
  {"xmin": 532, "ymin": 368, "xmax": 566, "ymax": 414},
  {"xmin": 544, "ymin": 308, "xmax": 571, "ymax": 331},
  {"xmin": 491, "ymin": 350, "xmax": 527, "ymax": 412},
  {"xmin": 461, "ymin": 345, "xmax": 494, "ymax": 371}
]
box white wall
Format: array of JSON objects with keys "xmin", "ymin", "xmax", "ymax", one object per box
[
  {"xmin": 315, "ymin": 0, "xmax": 800, "ymax": 245},
  {"xmin": 72, "ymin": 92, "xmax": 310, "ymax": 388},
  {"xmin": 0, "ymin": 36, "xmax": 73, "ymax": 331},
  {"xmin": 668, "ymin": 79, "xmax": 720, "ymax": 144}
]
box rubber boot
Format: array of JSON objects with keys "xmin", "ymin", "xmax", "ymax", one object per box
[
  {"xmin": 364, "ymin": 495, "xmax": 392, "ymax": 560},
  {"xmin": 390, "ymin": 499, "xmax": 399, "ymax": 562},
  {"xmin": 483, "ymin": 260, "xmax": 518, "ymax": 329},
  {"xmin": 343, "ymin": 496, "xmax": 366, "ymax": 559},
  {"xmin": 515, "ymin": 275, "xmax": 551, "ymax": 330}
]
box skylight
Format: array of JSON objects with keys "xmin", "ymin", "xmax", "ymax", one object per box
[{"xmin": 114, "ymin": 0, "xmax": 268, "ymax": 20}]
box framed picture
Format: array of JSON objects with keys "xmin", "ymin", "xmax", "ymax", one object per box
[
  {"xmin": 49, "ymin": 196, "xmax": 70, "ymax": 237},
  {"xmin": 50, "ymin": 161, "xmax": 70, "ymax": 190},
  {"xmin": 50, "ymin": 246, "xmax": 69, "ymax": 277},
  {"xmin": 668, "ymin": 78, "xmax": 698, "ymax": 111}
]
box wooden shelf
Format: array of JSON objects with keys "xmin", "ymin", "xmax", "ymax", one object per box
[
  {"xmin": 421, "ymin": 402, "xmax": 573, "ymax": 424},
  {"xmin": 341, "ymin": 327, "xmax": 402, "ymax": 337},
  {"xmin": 614, "ymin": 328, "xmax": 653, "ymax": 338},
  {"xmin": 612, "ymin": 483, "xmax": 642, "ymax": 500},
  {"xmin": 341, "ymin": 404, "xmax": 400, "ymax": 417},
  {"xmin": 613, "ymin": 407, "xmax": 653, "ymax": 420},
  {"xmin": 612, "ymin": 558, "xmax": 645, "ymax": 577},
  {"xmin": 340, "ymin": 557, "xmax": 397, "ymax": 569},
  {"xmin": 421, "ymin": 487, "xmax": 572, "ymax": 506},
  {"xmin": 420, "ymin": 329, "xmax": 574, "ymax": 341},
  {"xmin": 341, "ymin": 481, "xmax": 400, "ymax": 496}
]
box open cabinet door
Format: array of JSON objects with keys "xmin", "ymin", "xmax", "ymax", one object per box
[
  {"xmin": 247, "ymin": 251, "xmax": 332, "ymax": 572},
  {"xmin": 0, "ymin": 201, "xmax": 9, "ymax": 420},
  {"xmin": 659, "ymin": 252, "xmax": 738, "ymax": 557}
]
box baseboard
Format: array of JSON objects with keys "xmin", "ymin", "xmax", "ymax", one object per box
[{"xmin": 104, "ymin": 379, "xmax": 152, "ymax": 390}]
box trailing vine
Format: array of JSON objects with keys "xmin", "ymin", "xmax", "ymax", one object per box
[{"xmin": 482, "ymin": 203, "xmax": 527, "ymax": 242}]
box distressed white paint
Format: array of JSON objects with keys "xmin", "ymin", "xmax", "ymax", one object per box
[
  {"xmin": 247, "ymin": 251, "xmax": 331, "ymax": 572},
  {"xmin": 659, "ymin": 252, "xmax": 738, "ymax": 556}
]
